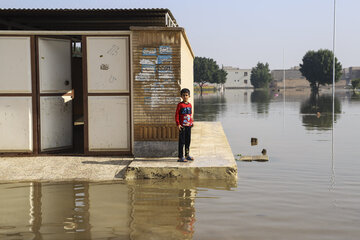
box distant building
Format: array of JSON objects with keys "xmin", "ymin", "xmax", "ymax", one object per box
[
  {"xmin": 272, "ymin": 66, "xmax": 348, "ymax": 88},
  {"xmin": 223, "ymin": 66, "xmax": 252, "ymax": 89},
  {"xmin": 271, "ymin": 67, "xmax": 305, "ymax": 82},
  {"xmin": 342, "ymin": 67, "xmax": 360, "ymax": 85},
  {"xmin": 271, "ymin": 67, "xmax": 308, "ymax": 88}
]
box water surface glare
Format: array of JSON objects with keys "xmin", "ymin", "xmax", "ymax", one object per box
[{"xmin": 1, "ymin": 89, "xmax": 360, "ymax": 239}]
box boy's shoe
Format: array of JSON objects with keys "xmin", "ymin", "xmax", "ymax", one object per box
[
  {"xmin": 185, "ymin": 156, "xmax": 194, "ymax": 161},
  {"xmin": 177, "ymin": 157, "xmax": 188, "ymax": 162}
]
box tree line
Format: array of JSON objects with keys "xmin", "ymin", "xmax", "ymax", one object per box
[
  {"xmin": 194, "ymin": 49, "xmax": 344, "ymax": 93},
  {"xmin": 194, "ymin": 57, "xmax": 227, "ymax": 95}
]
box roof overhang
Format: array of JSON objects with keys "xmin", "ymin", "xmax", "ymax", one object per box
[{"xmin": 0, "ymin": 8, "xmax": 178, "ymax": 30}]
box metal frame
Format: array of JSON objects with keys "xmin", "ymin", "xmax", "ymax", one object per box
[
  {"xmin": 0, "ymin": 33, "xmax": 133, "ymax": 156},
  {"xmin": 82, "ymin": 35, "xmax": 132, "ymax": 156},
  {"xmin": 35, "ymin": 36, "xmax": 74, "ymax": 154},
  {"xmin": 0, "ymin": 35, "xmax": 37, "ymax": 156}
]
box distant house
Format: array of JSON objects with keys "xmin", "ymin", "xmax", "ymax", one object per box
[
  {"xmin": 223, "ymin": 66, "xmax": 252, "ymax": 89},
  {"xmin": 272, "ymin": 66, "xmax": 348, "ymax": 88},
  {"xmin": 0, "ymin": 8, "xmax": 194, "ymax": 157},
  {"xmin": 271, "ymin": 67, "xmax": 308, "ymax": 88},
  {"xmin": 342, "ymin": 67, "xmax": 360, "ymax": 85},
  {"xmin": 271, "ymin": 67, "xmax": 305, "ymax": 81}
]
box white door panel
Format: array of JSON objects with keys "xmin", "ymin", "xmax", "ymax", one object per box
[
  {"xmin": 38, "ymin": 37, "xmax": 73, "ymax": 151},
  {"xmin": 38, "ymin": 38, "xmax": 72, "ymax": 93},
  {"xmin": 87, "ymin": 37, "xmax": 129, "ymax": 93},
  {"xmin": 0, "ymin": 97, "xmax": 33, "ymax": 151},
  {"xmin": 40, "ymin": 97, "xmax": 72, "ymax": 151},
  {"xmin": 86, "ymin": 36, "xmax": 130, "ymax": 152},
  {"xmin": 0, "ymin": 37, "xmax": 32, "ymax": 93},
  {"xmin": 88, "ymin": 96, "xmax": 129, "ymax": 150},
  {"xmin": 0, "ymin": 36, "xmax": 33, "ymax": 153}
]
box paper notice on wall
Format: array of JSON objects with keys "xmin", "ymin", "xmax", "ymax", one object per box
[
  {"xmin": 159, "ymin": 45, "xmax": 172, "ymax": 54},
  {"xmin": 135, "ymin": 72, "xmax": 156, "ymax": 81},
  {"xmin": 157, "ymin": 55, "xmax": 172, "ymax": 64},
  {"xmin": 158, "ymin": 65, "xmax": 172, "ymax": 73},
  {"xmin": 141, "ymin": 64, "xmax": 156, "ymax": 73},
  {"xmin": 142, "ymin": 48, "xmax": 157, "ymax": 56},
  {"xmin": 140, "ymin": 59, "xmax": 157, "ymax": 65}
]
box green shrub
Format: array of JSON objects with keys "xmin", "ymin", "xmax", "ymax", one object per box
[{"xmin": 351, "ymin": 78, "xmax": 360, "ymax": 89}]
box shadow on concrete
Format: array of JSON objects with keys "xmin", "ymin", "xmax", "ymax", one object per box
[
  {"xmin": 133, "ymin": 158, "xmax": 178, "ymax": 162},
  {"xmin": 82, "ymin": 160, "xmax": 133, "ymax": 179},
  {"xmin": 115, "ymin": 168, "xmax": 128, "ymax": 179},
  {"xmin": 81, "ymin": 160, "xmax": 132, "ymax": 165}
]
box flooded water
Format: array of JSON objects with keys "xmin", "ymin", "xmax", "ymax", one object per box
[{"xmin": 1, "ymin": 89, "xmax": 360, "ymax": 239}]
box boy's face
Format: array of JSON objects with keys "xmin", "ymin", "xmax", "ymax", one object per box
[{"xmin": 181, "ymin": 92, "xmax": 190, "ymax": 102}]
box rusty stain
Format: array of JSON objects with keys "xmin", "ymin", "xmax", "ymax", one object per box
[{"xmin": 100, "ymin": 64, "xmax": 109, "ymax": 70}]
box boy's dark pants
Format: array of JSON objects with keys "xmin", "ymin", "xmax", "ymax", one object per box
[{"xmin": 178, "ymin": 126, "xmax": 191, "ymax": 158}]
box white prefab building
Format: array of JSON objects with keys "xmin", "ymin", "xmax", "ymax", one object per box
[
  {"xmin": 223, "ymin": 66, "xmax": 252, "ymax": 89},
  {"xmin": 0, "ymin": 9, "xmax": 194, "ymax": 157}
]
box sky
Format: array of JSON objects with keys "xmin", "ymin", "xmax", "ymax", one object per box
[{"xmin": 1, "ymin": 0, "xmax": 360, "ymax": 70}]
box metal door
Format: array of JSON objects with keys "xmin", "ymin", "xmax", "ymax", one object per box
[
  {"xmin": 0, "ymin": 36, "xmax": 35, "ymax": 153},
  {"xmin": 84, "ymin": 36, "xmax": 131, "ymax": 154},
  {"xmin": 38, "ymin": 37, "xmax": 73, "ymax": 152}
]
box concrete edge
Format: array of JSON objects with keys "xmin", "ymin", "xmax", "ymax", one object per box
[{"xmin": 124, "ymin": 165, "xmax": 238, "ymax": 180}]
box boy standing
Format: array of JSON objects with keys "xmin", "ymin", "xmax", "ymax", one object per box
[{"xmin": 175, "ymin": 88, "xmax": 194, "ymax": 162}]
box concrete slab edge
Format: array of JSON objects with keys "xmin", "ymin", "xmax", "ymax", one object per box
[{"xmin": 124, "ymin": 165, "xmax": 238, "ymax": 180}]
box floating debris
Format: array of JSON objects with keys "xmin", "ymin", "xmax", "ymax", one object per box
[
  {"xmin": 238, "ymin": 155, "xmax": 269, "ymax": 162},
  {"xmin": 261, "ymin": 149, "xmax": 267, "ymax": 155}
]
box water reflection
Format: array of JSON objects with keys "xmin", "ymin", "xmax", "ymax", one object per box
[
  {"xmin": 0, "ymin": 182, "xmax": 92, "ymax": 240},
  {"xmin": 128, "ymin": 179, "xmax": 235, "ymax": 240},
  {"xmin": 250, "ymin": 90, "xmax": 273, "ymax": 114},
  {"xmin": 194, "ymin": 93, "xmax": 226, "ymax": 121},
  {"xmin": 300, "ymin": 93, "xmax": 341, "ymax": 130},
  {"xmin": 350, "ymin": 92, "xmax": 360, "ymax": 101},
  {"xmin": 29, "ymin": 183, "xmax": 42, "ymax": 240},
  {"xmin": 0, "ymin": 180, "xmax": 234, "ymax": 240}
]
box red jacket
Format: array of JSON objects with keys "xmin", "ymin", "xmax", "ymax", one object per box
[{"xmin": 175, "ymin": 102, "xmax": 193, "ymax": 127}]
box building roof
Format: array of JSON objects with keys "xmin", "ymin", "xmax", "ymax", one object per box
[{"xmin": 0, "ymin": 8, "xmax": 178, "ymax": 30}]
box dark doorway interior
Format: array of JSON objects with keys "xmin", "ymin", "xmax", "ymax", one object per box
[{"xmin": 71, "ymin": 37, "xmax": 84, "ymax": 154}]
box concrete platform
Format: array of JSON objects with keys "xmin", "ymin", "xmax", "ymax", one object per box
[
  {"xmin": 0, "ymin": 122, "xmax": 237, "ymax": 182},
  {"xmin": 125, "ymin": 122, "xmax": 237, "ymax": 180},
  {"xmin": 0, "ymin": 156, "xmax": 132, "ymax": 183}
]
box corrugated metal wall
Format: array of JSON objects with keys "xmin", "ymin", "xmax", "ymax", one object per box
[{"xmin": 132, "ymin": 29, "xmax": 181, "ymax": 141}]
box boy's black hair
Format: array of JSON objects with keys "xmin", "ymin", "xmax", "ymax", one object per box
[{"xmin": 180, "ymin": 88, "xmax": 190, "ymax": 95}]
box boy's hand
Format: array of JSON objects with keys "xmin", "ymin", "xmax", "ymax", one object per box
[{"xmin": 178, "ymin": 125, "xmax": 183, "ymax": 130}]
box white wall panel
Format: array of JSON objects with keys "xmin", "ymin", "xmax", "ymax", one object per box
[
  {"xmin": 0, "ymin": 97, "xmax": 32, "ymax": 151},
  {"xmin": 40, "ymin": 97, "xmax": 72, "ymax": 151},
  {"xmin": 88, "ymin": 96, "xmax": 129, "ymax": 150},
  {"xmin": 38, "ymin": 38, "xmax": 71, "ymax": 93},
  {"xmin": 0, "ymin": 37, "xmax": 32, "ymax": 93},
  {"xmin": 87, "ymin": 37, "xmax": 129, "ymax": 93}
]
